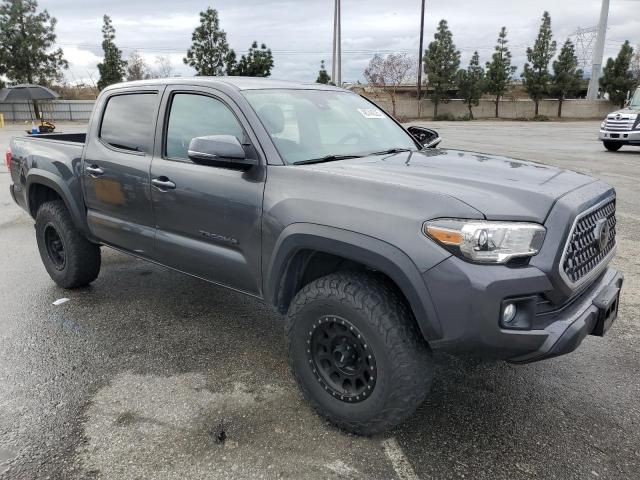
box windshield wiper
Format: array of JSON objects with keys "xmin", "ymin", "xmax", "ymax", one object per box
[
  {"xmin": 368, "ymin": 148, "xmax": 413, "ymax": 156},
  {"xmin": 293, "ymin": 154, "xmax": 363, "ymax": 165}
]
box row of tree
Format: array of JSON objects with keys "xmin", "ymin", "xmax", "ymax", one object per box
[
  {"xmin": 0, "ymin": 1, "xmax": 274, "ymax": 92},
  {"xmin": 98, "ymin": 7, "xmax": 275, "ymax": 89},
  {"xmin": 0, "ymin": 0, "xmax": 637, "ymax": 110},
  {"xmin": 362, "ymin": 12, "xmax": 639, "ymax": 118}
]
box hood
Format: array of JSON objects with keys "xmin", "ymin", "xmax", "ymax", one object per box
[
  {"xmin": 302, "ymin": 149, "xmax": 596, "ymax": 222},
  {"xmin": 607, "ymin": 107, "xmax": 639, "ymax": 117}
]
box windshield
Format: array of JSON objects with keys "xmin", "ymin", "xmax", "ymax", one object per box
[
  {"xmin": 630, "ymin": 88, "xmax": 640, "ymax": 109},
  {"xmin": 243, "ymin": 89, "xmax": 418, "ymax": 164}
]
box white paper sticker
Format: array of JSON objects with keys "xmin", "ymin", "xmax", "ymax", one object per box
[{"xmin": 357, "ymin": 108, "xmax": 385, "ymax": 119}]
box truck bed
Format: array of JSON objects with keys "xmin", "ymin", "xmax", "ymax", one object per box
[{"xmin": 25, "ymin": 132, "xmax": 87, "ymax": 144}]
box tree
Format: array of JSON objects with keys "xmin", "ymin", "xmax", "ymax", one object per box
[
  {"xmin": 155, "ymin": 55, "xmax": 174, "ymax": 78},
  {"xmin": 456, "ymin": 51, "xmax": 485, "ymax": 119},
  {"xmin": 600, "ymin": 41, "xmax": 635, "ymax": 108},
  {"xmin": 631, "ymin": 43, "xmax": 640, "ymax": 88},
  {"xmin": 226, "ymin": 41, "xmax": 274, "ymax": 77},
  {"xmin": 522, "ymin": 11, "xmax": 557, "ymax": 115},
  {"xmin": 183, "ymin": 7, "xmax": 229, "ymax": 76},
  {"xmin": 549, "ymin": 39, "xmax": 583, "ymax": 117},
  {"xmin": 485, "ymin": 27, "xmax": 516, "ymax": 118},
  {"xmin": 423, "ymin": 19, "xmax": 460, "ymax": 117},
  {"xmin": 0, "ymin": 0, "xmax": 68, "ymax": 86},
  {"xmin": 126, "ymin": 51, "xmax": 150, "ymax": 81},
  {"xmin": 316, "ymin": 60, "xmax": 331, "ymax": 84},
  {"xmin": 97, "ymin": 15, "xmax": 126, "ymax": 90},
  {"xmin": 363, "ymin": 53, "xmax": 414, "ymax": 117}
]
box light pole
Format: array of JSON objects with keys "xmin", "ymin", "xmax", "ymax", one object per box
[
  {"xmin": 416, "ymin": 0, "xmax": 426, "ymax": 117},
  {"xmin": 337, "ymin": 0, "xmax": 341, "ymax": 86},
  {"xmin": 332, "ymin": 0, "xmax": 342, "ymax": 86},
  {"xmin": 586, "ymin": 0, "xmax": 610, "ymax": 100}
]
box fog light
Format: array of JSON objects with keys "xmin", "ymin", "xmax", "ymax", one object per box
[{"xmin": 502, "ymin": 303, "xmax": 517, "ymax": 324}]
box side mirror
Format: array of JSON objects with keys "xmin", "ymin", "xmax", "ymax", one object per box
[
  {"xmin": 188, "ymin": 135, "xmax": 258, "ymax": 168},
  {"xmin": 407, "ymin": 126, "xmax": 442, "ymax": 149}
]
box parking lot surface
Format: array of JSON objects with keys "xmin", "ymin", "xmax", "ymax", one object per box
[{"xmin": 0, "ymin": 121, "xmax": 639, "ymax": 480}]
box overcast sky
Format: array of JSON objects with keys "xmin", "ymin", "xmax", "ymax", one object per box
[{"xmin": 40, "ymin": 0, "xmax": 640, "ymax": 85}]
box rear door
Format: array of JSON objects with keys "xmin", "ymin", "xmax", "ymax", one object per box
[
  {"xmin": 83, "ymin": 87, "xmax": 161, "ymax": 256},
  {"xmin": 149, "ymin": 85, "xmax": 266, "ymax": 295}
]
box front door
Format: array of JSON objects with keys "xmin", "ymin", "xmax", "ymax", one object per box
[
  {"xmin": 150, "ymin": 87, "xmax": 265, "ymax": 295},
  {"xmin": 83, "ymin": 88, "xmax": 161, "ymax": 256}
]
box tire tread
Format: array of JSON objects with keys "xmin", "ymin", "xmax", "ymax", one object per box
[
  {"xmin": 35, "ymin": 200, "xmax": 101, "ymax": 289},
  {"xmin": 285, "ymin": 272, "xmax": 433, "ymax": 435}
]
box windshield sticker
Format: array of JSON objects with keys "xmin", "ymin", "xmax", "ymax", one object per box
[{"xmin": 357, "ymin": 108, "xmax": 385, "ymax": 119}]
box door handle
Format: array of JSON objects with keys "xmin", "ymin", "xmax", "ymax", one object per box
[
  {"xmin": 86, "ymin": 165, "xmax": 104, "ymax": 177},
  {"xmin": 152, "ymin": 177, "xmax": 176, "ymax": 190}
]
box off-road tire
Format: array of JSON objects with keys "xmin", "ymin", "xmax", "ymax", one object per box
[
  {"xmin": 35, "ymin": 200, "xmax": 101, "ymax": 289},
  {"xmin": 285, "ymin": 272, "xmax": 433, "ymax": 435},
  {"xmin": 603, "ymin": 141, "xmax": 622, "ymax": 152}
]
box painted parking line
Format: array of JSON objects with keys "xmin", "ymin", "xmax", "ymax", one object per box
[{"xmin": 382, "ymin": 437, "xmax": 419, "ymax": 480}]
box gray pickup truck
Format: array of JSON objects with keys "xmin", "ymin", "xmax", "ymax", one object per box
[{"xmin": 7, "ymin": 78, "xmax": 623, "ymax": 435}]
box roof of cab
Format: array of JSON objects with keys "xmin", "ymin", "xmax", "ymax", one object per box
[{"xmin": 104, "ymin": 76, "xmax": 345, "ymax": 92}]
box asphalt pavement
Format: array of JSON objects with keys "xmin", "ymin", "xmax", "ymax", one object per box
[{"xmin": 0, "ymin": 121, "xmax": 638, "ymax": 480}]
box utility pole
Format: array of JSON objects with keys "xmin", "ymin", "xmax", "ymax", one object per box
[
  {"xmin": 337, "ymin": 0, "xmax": 342, "ymax": 86},
  {"xmin": 332, "ymin": 0, "xmax": 337, "ymax": 84},
  {"xmin": 587, "ymin": 0, "xmax": 610, "ymax": 100},
  {"xmin": 332, "ymin": 0, "xmax": 342, "ymax": 86},
  {"xmin": 416, "ymin": 0, "xmax": 426, "ymax": 117}
]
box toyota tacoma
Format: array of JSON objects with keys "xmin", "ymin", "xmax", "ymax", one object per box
[{"xmin": 6, "ymin": 78, "xmax": 623, "ymax": 434}]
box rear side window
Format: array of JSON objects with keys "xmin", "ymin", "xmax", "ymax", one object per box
[
  {"xmin": 165, "ymin": 93, "xmax": 244, "ymax": 160},
  {"xmin": 100, "ymin": 93, "xmax": 157, "ymax": 153}
]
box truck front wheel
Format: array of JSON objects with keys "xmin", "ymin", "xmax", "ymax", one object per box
[
  {"xmin": 285, "ymin": 272, "xmax": 433, "ymax": 435},
  {"xmin": 603, "ymin": 141, "xmax": 622, "ymax": 152},
  {"xmin": 35, "ymin": 200, "xmax": 101, "ymax": 289}
]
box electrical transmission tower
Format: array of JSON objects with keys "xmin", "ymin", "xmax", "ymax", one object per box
[{"xmin": 571, "ymin": 26, "xmax": 598, "ymax": 70}]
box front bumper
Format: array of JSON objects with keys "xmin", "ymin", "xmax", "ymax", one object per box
[
  {"xmin": 424, "ymin": 255, "xmax": 623, "ymax": 363},
  {"xmin": 509, "ymin": 267, "xmax": 623, "ymax": 363},
  {"xmin": 599, "ymin": 129, "xmax": 640, "ymax": 144}
]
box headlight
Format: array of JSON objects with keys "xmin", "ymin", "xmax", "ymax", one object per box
[
  {"xmin": 601, "ymin": 120, "xmax": 606, "ymax": 129},
  {"xmin": 424, "ymin": 219, "xmax": 546, "ymax": 264}
]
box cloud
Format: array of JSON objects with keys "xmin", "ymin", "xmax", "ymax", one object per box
[{"xmin": 42, "ymin": 0, "xmax": 640, "ymax": 84}]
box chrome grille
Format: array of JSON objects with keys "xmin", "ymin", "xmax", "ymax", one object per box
[
  {"xmin": 561, "ymin": 198, "xmax": 616, "ymax": 285},
  {"xmin": 604, "ymin": 116, "xmax": 635, "ymax": 132}
]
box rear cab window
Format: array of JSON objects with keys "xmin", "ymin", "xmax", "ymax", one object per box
[{"xmin": 100, "ymin": 93, "xmax": 158, "ymax": 153}]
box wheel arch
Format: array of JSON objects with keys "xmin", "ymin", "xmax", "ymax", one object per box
[
  {"xmin": 265, "ymin": 223, "xmax": 442, "ymax": 341},
  {"xmin": 26, "ymin": 169, "xmax": 88, "ymax": 233}
]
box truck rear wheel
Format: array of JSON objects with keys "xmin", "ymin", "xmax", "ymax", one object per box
[
  {"xmin": 285, "ymin": 272, "xmax": 433, "ymax": 435},
  {"xmin": 35, "ymin": 200, "xmax": 101, "ymax": 289},
  {"xmin": 603, "ymin": 141, "xmax": 622, "ymax": 152}
]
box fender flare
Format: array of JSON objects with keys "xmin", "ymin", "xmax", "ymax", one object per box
[
  {"xmin": 25, "ymin": 169, "xmax": 88, "ymax": 233},
  {"xmin": 265, "ymin": 223, "xmax": 443, "ymax": 340}
]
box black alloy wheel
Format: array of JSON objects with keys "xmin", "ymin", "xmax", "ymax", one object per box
[
  {"xmin": 307, "ymin": 315, "xmax": 377, "ymax": 403},
  {"xmin": 44, "ymin": 224, "xmax": 66, "ymax": 270}
]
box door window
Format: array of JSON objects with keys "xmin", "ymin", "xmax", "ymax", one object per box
[
  {"xmin": 165, "ymin": 93, "xmax": 245, "ymax": 160},
  {"xmin": 100, "ymin": 93, "xmax": 158, "ymax": 153}
]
